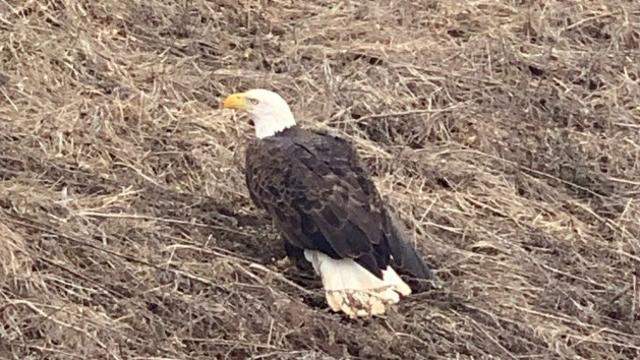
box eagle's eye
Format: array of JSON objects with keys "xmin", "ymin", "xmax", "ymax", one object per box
[{"xmin": 247, "ymin": 97, "xmax": 259, "ymax": 105}]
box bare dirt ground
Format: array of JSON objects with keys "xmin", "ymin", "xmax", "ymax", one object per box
[{"xmin": 1, "ymin": 1, "xmax": 639, "ymax": 359}]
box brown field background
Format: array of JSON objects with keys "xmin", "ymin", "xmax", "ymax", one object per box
[{"xmin": 1, "ymin": 1, "xmax": 639, "ymax": 359}]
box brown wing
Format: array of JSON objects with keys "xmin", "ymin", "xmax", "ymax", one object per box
[{"xmin": 245, "ymin": 126, "xmax": 431, "ymax": 279}]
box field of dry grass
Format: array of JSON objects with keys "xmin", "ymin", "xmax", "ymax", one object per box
[{"xmin": 1, "ymin": 0, "xmax": 640, "ymax": 359}]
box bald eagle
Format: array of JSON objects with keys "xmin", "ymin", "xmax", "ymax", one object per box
[{"xmin": 222, "ymin": 89, "xmax": 432, "ymax": 318}]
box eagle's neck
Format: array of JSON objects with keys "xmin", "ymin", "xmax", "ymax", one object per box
[{"xmin": 254, "ymin": 113, "xmax": 296, "ymax": 138}]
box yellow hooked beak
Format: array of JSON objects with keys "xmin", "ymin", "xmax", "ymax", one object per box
[{"xmin": 221, "ymin": 92, "xmax": 248, "ymax": 110}]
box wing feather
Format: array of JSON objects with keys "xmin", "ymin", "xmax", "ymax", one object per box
[{"xmin": 245, "ymin": 127, "xmax": 431, "ymax": 279}]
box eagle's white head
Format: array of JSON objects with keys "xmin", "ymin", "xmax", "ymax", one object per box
[{"xmin": 221, "ymin": 89, "xmax": 296, "ymax": 139}]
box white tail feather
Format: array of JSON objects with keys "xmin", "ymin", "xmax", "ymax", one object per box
[{"xmin": 304, "ymin": 250, "xmax": 411, "ymax": 318}]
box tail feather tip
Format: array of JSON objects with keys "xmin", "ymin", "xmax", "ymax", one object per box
[{"xmin": 304, "ymin": 250, "xmax": 413, "ymax": 318}]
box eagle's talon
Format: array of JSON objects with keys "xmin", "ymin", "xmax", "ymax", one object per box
[{"xmin": 274, "ymin": 256, "xmax": 291, "ymax": 269}]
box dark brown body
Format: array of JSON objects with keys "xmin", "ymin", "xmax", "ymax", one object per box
[{"xmin": 245, "ymin": 125, "xmax": 432, "ymax": 280}]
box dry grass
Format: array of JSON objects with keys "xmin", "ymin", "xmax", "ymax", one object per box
[{"xmin": 1, "ymin": 0, "xmax": 640, "ymax": 359}]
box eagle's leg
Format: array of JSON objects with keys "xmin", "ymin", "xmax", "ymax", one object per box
[
  {"xmin": 283, "ymin": 240, "xmax": 313, "ymax": 272},
  {"xmin": 272, "ymin": 238, "xmax": 305, "ymax": 269}
]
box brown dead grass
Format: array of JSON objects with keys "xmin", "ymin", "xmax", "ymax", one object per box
[{"xmin": 1, "ymin": 0, "xmax": 640, "ymax": 359}]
